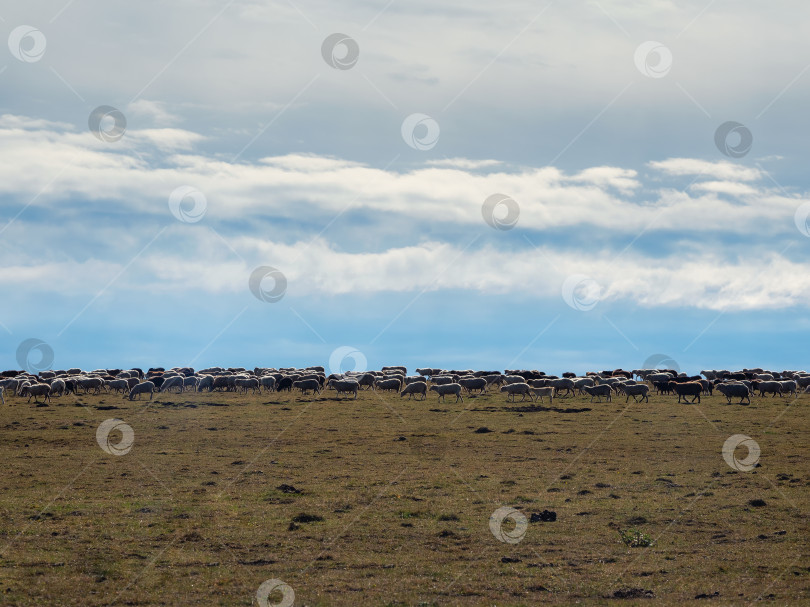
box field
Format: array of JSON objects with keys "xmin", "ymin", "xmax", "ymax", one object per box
[{"xmin": 0, "ymin": 385, "xmax": 807, "ymax": 605}]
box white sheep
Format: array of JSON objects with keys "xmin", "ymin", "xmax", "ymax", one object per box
[
  {"xmin": 327, "ymin": 379, "xmax": 360, "ymax": 399},
  {"xmin": 458, "ymin": 377, "xmax": 487, "ymax": 395},
  {"xmin": 500, "ymin": 383, "xmax": 532, "ymax": 402},
  {"xmin": 197, "ymin": 375, "xmax": 214, "ymax": 392},
  {"xmin": 530, "ymin": 386, "xmax": 553, "ymax": 404},
  {"xmin": 400, "ymin": 381, "xmax": 427, "ymax": 400},
  {"xmin": 374, "ymin": 378, "xmax": 402, "ymax": 392},
  {"xmin": 236, "ymin": 377, "xmax": 260, "ymax": 394},
  {"xmin": 0, "ymin": 386, "xmax": 4, "ymax": 405},
  {"xmin": 716, "ymin": 382, "xmax": 750, "ymax": 404},
  {"xmin": 503, "ymin": 375, "xmax": 525, "ymax": 385},
  {"xmin": 620, "ymin": 383, "xmax": 649, "ymax": 403},
  {"xmin": 105, "ymin": 379, "xmax": 130, "ymax": 394},
  {"xmin": 429, "ymin": 383, "xmax": 463, "ymax": 402},
  {"xmin": 259, "ymin": 376, "xmax": 276, "ymax": 392},
  {"xmin": 160, "ymin": 375, "xmax": 185, "ymax": 393},
  {"xmin": 779, "ymin": 380, "xmax": 797, "ymax": 397},
  {"xmin": 583, "ymin": 384, "xmax": 612, "ymax": 402},
  {"xmin": 128, "ymin": 381, "xmax": 155, "ymax": 401},
  {"xmin": 49, "ymin": 378, "xmax": 66, "ymax": 397},
  {"xmin": 183, "ymin": 376, "xmax": 200, "ymax": 391},
  {"xmin": 549, "ymin": 378, "xmax": 576, "ymax": 397},
  {"xmin": 21, "ymin": 383, "xmax": 51, "ymax": 404}
]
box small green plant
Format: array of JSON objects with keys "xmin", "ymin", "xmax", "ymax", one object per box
[{"xmin": 619, "ymin": 528, "xmax": 655, "ymax": 547}]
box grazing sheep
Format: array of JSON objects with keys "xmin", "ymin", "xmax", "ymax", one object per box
[
  {"xmin": 458, "ymin": 377, "xmax": 487, "ymax": 395},
  {"xmin": 49, "ymin": 378, "xmax": 66, "ymax": 397},
  {"xmin": 160, "ymin": 375, "xmax": 185, "ymax": 393},
  {"xmin": 128, "ymin": 381, "xmax": 155, "ymax": 401},
  {"xmin": 400, "ymin": 381, "xmax": 427, "ymax": 400},
  {"xmin": 503, "ymin": 375, "xmax": 525, "ymax": 385},
  {"xmin": 292, "ymin": 379, "xmax": 321, "ymax": 395},
  {"xmin": 77, "ymin": 377, "xmax": 104, "ymax": 395},
  {"xmin": 259, "ymin": 376, "xmax": 276, "ymax": 392},
  {"xmin": 21, "ymin": 383, "xmax": 51, "ymax": 404},
  {"xmin": 670, "ymin": 381, "xmax": 703, "ymax": 404},
  {"xmin": 374, "ymin": 378, "xmax": 402, "ymax": 392},
  {"xmin": 429, "ymin": 383, "xmax": 463, "ymax": 403},
  {"xmin": 327, "ymin": 379, "xmax": 360, "ymax": 399},
  {"xmin": 484, "ymin": 374, "xmax": 505, "ymax": 387},
  {"xmin": 756, "ymin": 380, "xmax": 783, "ymax": 398},
  {"xmin": 212, "ymin": 376, "xmax": 230, "ymax": 392},
  {"xmin": 404, "ymin": 375, "xmax": 429, "ymax": 386},
  {"xmin": 236, "ymin": 377, "xmax": 260, "ymax": 394},
  {"xmin": 430, "ymin": 376, "xmax": 455, "ymax": 386},
  {"xmin": 276, "ymin": 377, "xmax": 293, "ymax": 392},
  {"xmin": 530, "ymin": 386, "xmax": 553, "ymax": 404},
  {"xmin": 716, "ymin": 382, "xmax": 751, "ymax": 405},
  {"xmin": 583, "ymin": 384, "xmax": 612, "ymax": 402},
  {"xmin": 500, "ymin": 382, "xmax": 532, "ymax": 402},
  {"xmin": 197, "ymin": 375, "xmax": 214, "ymax": 392},
  {"xmin": 620, "ymin": 383, "xmax": 649, "ymax": 403},
  {"xmin": 105, "ymin": 379, "xmax": 130, "ymax": 394},
  {"xmin": 183, "ymin": 376, "xmax": 200, "ymax": 392}
]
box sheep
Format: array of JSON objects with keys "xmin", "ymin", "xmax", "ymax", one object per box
[
  {"xmin": 127, "ymin": 381, "xmax": 155, "ymax": 400},
  {"xmin": 530, "ymin": 386, "xmax": 553, "ymax": 404},
  {"xmin": 212, "ymin": 376, "xmax": 230, "ymax": 391},
  {"xmin": 276, "ymin": 377, "xmax": 293, "ymax": 392},
  {"xmin": 236, "ymin": 377, "xmax": 260, "ymax": 394},
  {"xmin": 404, "ymin": 375, "xmax": 429, "ymax": 386},
  {"xmin": 458, "ymin": 377, "xmax": 487, "ymax": 395},
  {"xmin": 0, "ymin": 386, "xmax": 4, "ymax": 405},
  {"xmin": 356, "ymin": 373, "xmax": 376, "ymax": 390},
  {"xmin": 105, "ymin": 379, "xmax": 130, "ymax": 394},
  {"xmin": 620, "ymin": 383, "xmax": 649, "ymax": 403},
  {"xmin": 573, "ymin": 377, "xmax": 595, "ymax": 394},
  {"xmin": 503, "ymin": 375, "xmax": 526, "ymax": 385},
  {"xmin": 716, "ymin": 382, "xmax": 751, "ymax": 405},
  {"xmin": 430, "ymin": 376, "xmax": 455, "ymax": 386},
  {"xmin": 429, "ymin": 383, "xmax": 463, "ymax": 403},
  {"xmin": 48, "ymin": 378, "xmax": 66, "ymax": 397},
  {"xmin": 21, "ymin": 383, "xmax": 51, "ymax": 404},
  {"xmin": 583, "ymin": 384, "xmax": 612, "ymax": 402},
  {"xmin": 779, "ymin": 380, "xmax": 798, "ymax": 397},
  {"xmin": 549, "ymin": 378, "xmax": 576, "ymax": 397},
  {"xmin": 183, "ymin": 376, "xmax": 200, "ymax": 392},
  {"xmin": 374, "ymin": 378, "xmax": 402, "ymax": 392},
  {"xmin": 197, "ymin": 375, "xmax": 215, "ymax": 392},
  {"xmin": 292, "ymin": 379, "xmax": 321, "ymax": 395},
  {"xmin": 77, "ymin": 377, "xmax": 104, "ymax": 395},
  {"xmin": 499, "ymin": 382, "xmax": 532, "ymax": 402},
  {"xmin": 670, "ymin": 381, "xmax": 703, "ymax": 403},
  {"xmin": 400, "ymin": 381, "xmax": 427, "ymax": 400},
  {"xmin": 756, "ymin": 380, "xmax": 783, "ymax": 398},
  {"xmin": 484, "ymin": 374, "xmax": 505, "ymax": 387},
  {"xmin": 160, "ymin": 375, "xmax": 185, "ymax": 393},
  {"xmin": 327, "ymin": 379, "xmax": 360, "ymax": 399},
  {"xmin": 259, "ymin": 376, "xmax": 276, "ymax": 392},
  {"xmin": 647, "ymin": 372, "xmax": 674, "ymax": 385}
]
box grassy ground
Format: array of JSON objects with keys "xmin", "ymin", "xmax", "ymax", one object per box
[{"xmin": 0, "ymin": 385, "xmax": 807, "ymax": 606}]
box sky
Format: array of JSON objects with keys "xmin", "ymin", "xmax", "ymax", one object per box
[{"xmin": 2, "ymin": 0, "xmax": 810, "ymax": 375}]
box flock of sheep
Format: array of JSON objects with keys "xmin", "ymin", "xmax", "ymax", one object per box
[{"xmin": 0, "ymin": 364, "xmax": 806, "ymax": 406}]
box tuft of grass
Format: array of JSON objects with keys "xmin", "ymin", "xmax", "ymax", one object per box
[{"xmin": 619, "ymin": 528, "xmax": 655, "ymax": 548}]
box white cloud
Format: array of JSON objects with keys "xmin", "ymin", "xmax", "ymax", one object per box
[{"xmin": 648, "ymin": 158, "xmax": 762, "ymax": 182}]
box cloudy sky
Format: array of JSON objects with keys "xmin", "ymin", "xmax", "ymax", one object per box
[{"xmin": 2, "ymin": 0, "xmax": 809, "ymax": 374}]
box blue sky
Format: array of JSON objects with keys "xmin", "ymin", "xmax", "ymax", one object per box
[{"xmin": 2, "ymin": 0, "xmax": 810, "ymax": 375}]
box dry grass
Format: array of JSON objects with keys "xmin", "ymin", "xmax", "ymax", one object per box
[{"xmin": 0, "ymin": 386, "xmax": 807, "ymax": 605}]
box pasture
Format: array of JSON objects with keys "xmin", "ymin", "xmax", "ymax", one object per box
[{"xmin": 0, "ymin": 385, "xmax": 807, "ymax": 605}]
